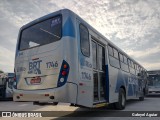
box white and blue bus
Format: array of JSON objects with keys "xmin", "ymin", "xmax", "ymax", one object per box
[
  {"xmin": 13, "ymin": 9, "xmax": 147, "ymax": 109},
  {"xmin": 148, "ymin": 70, "xmax": 160, "ymax": 94}
]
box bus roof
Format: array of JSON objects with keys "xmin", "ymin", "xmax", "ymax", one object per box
[
  {"xmin": 19, "ymin": 9, "xmax": 146, "ymax": 70},
  {"xmin": 72, "ymin": 9, "xmax": 146, "ymax": 70}
]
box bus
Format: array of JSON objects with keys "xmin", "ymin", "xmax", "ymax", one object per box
[
  {"xmin": 148, "ymin": 70, "xmax": 160, "ymax": 94},
  {"xmin": 0, "ymin": 73, "xmax": 15, "ymax": 100},
  {"xmin": 13, "ymin": 9, "xmax": 148, "ymax": 109}
]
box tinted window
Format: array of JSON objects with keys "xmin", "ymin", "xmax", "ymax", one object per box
[
  {"xmin": 80, "ymin": 24, "xmax": 90, "ymax": 57},
  {"xmin": 128, "ymin": 59, "xmax": 131, "ymax": 66},
  {"xmin": 119, "ymin": 53, "xmax": 124, "ymax": 62},
  {"xmin": 131, "ymin": 61, "xmax": 134, "ymax": 68},
  {"xmin": 135, "ymin": 64, "xmax": 137, "ymax": 70},
  {"xmin": 113, "ymin": 48, "xmax": 119, "ymax": 59},
  {"xmin": 98, "ymin": 45, "xmax": 105, "ymax": 71},
  {"xmin": 108, "ymin": 45, "xmax": 113, "ymax": 56},
  {"xmin": 92, "ymin": 41, "xmax": 97, "ymax": 69},
  {"xmin": 124, "ymin": 56, "xmax": 128, "ymax": 64},
  {"xmin": 109, "ymin": 56, "xmax": 120, "ymax": 69},
  {"xmin": 120, "ymin": 62, "xmax": 129, "ymax": 72},
  {"xmin": 19, "ymin": 15, "xmax": 62, "ymax": 50},
  {"xmin": 119, "ymin": 54, "xmax": 129, "ymax": 72},
  {"xmin": 108, "ymin": 46, "xmax": 120, "ymax": 69}
]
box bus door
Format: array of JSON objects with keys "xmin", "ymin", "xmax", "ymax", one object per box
[
  {"xmin": 77, "ymin": 22, "xmax": 93, "ymax": 107},
  {"xmin": 91, "ymin": 39, "xmax": 106, "ymax": 103}
]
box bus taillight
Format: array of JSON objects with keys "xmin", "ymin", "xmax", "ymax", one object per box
[
  {"xmin": 63, "ymin": 64, "xmax": 68, "ymax": 69},
  {"xmin": 62, "ymin": 71, "xmax": 67, "ymax": 76},
  {"xmin": 57, "ymin": 60, "xmax": 70, "ymax": 87}
]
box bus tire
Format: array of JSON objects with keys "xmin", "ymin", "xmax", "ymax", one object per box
[
  {"xmin": 33, "ymin": 101, "xmax": 39, "ymax": 105},
  {"xmin": 53, "ymin": 102, "xmax": 58, "ymax": 105},
  {"xmin": 139, "ymin": 96, "xmax": 144, "ymax": 101},
  {"xmin": 33, "ymin": 101, "xmax": 46, "ymax": 106},
  {"xmin": 114, "ymin": 88, "xmax": 126, "ymax": 110},
  {"xmin": 139, "ymin": 91, "xmax": 144, "ymax": 101}
]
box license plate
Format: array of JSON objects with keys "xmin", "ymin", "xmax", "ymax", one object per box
[{"xmin": 30, "ymin": 77, "xmax": 41, "ymax": 84}]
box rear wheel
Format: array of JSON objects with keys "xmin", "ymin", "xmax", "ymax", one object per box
[
  {"xmin": 114, "ymin": 88, "xmax": 126, "ymax": 110},
  {"xmin": 139, "ymin": 91, "xmax": 144, "ymax": 101},
  {"xmin": 33, "ymin": 101, "xmax": 46, "ymax": 106},
  {"xmin": 52, "ymin": 102, "xmax": 58, "ymax": 105}
]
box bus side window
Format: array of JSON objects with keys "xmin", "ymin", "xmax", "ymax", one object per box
[
  {"xmin": 131, "ymin": 61, "xmax": 134, "ymax": 68},
  {"xmin": 98, "ymin": 45, "xmax": 105, "ymax": 71},
  {"xmin": 108, "ymin": 45, "xmax": 113, "ymax": 56},
  {"xmin": 113, "ymin": 48, "xmax": 119, "ymax": 59},
  {"xmin": 108, "ymin": 46, "xmax": 120, "ymax": 69},
  {"xmin": 92, "ymin": 41, "xmax": 97, "ymax": 69},
  {"xmin": 119, "ymin": 53, "xmax": 129, "ymax": 73},
  {"xmin": 79, "ymin": 24, "xmax": 90, "ymax": 57},
  {"xmin": 123, "ymin": 56, "xmax": 128, "ymax": 65},
  {"xmin": 119, "ymin": 53, "xmax": 124, "ymax": 62},
  {"xmin": 128, "ymin": 59, "xmax": 131, "ymax": 67}
]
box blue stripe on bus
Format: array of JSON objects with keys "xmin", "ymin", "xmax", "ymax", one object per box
[
  {"xmin": 128, "ymin": 84, "xmax": 134, "ymax": 96},
  {"xmin": 63, "ymin": 17, "xmax": 75, "ymax": 37},
  {"xmin": 115, "ymin": 71, "xmax": 125, "ymax": 93},
  {"xmin": 115, "ymin": 71, "xmax": 136, "ymax": 96},
  {"xmin": 106, "ymin": 65, "xmax": 109, "ymax": 102}
]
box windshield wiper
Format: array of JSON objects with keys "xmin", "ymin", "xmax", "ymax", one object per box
[{"xmin": 40, "ymin": 28, "xmax": 60, "ymax": 39}]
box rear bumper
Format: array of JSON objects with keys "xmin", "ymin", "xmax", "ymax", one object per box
[
  {"xmin": 149, "ymin": 91, "xmax": 160, "ymax": 93},
  {"xmin": 148, "ymin": 88, "xmax": 160, "ymax": 93},
  {"xmin": 13, "ymin": 83, "xmax": 78, "ymax": 103}
]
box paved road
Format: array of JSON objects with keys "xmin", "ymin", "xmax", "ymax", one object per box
[{"xmin": 0, "ymin": 94, "xmax": 160, "ymax": 120}]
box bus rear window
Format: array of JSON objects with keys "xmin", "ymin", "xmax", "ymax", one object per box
[{"xmin": 19, "ymin": 15, "xmax": 62, "ymax": 50}]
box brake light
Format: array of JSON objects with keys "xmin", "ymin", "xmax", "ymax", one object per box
[
  {"xmin": 57, "ymin": 60, "xmax": 70, "ymax": 87},
  {"xmin": 63, "ymin": 64, "xmax": 68, "ymax": 69},
  {"xmin": 45, "ymin": 94, "xmax": 49, "ymax": 96},
  {"xmin": 62, "ymin": 71, "xmax": 67, "ymax": 76}
]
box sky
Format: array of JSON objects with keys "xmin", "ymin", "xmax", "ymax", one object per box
[{"xmin": 0, "ymin": 0, "xmax": 160, "ymax": 72}]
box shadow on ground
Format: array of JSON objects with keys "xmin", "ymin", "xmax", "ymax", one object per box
[
  {"xmin": 0, "ymin": 97, "xmax": 13, "ymax": 101},
  {"xmin": 145, "ymin": 94, "xmax": 160, "ymax": 98},
  {"xmin": 50, "ymin": 99, "xmax": 143, "ymax": 119}
]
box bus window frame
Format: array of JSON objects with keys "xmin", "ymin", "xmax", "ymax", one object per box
[
  {"xmin": 108, "ymin": 45, "xmax": 120, "ymax": 69},
  {"xmin": 79, "ymin": 23, "xmax": 90, "ymax": 57},
  {"xmin": 18, "ymin": 14, "xmax": 62, "ymax": 51}
]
